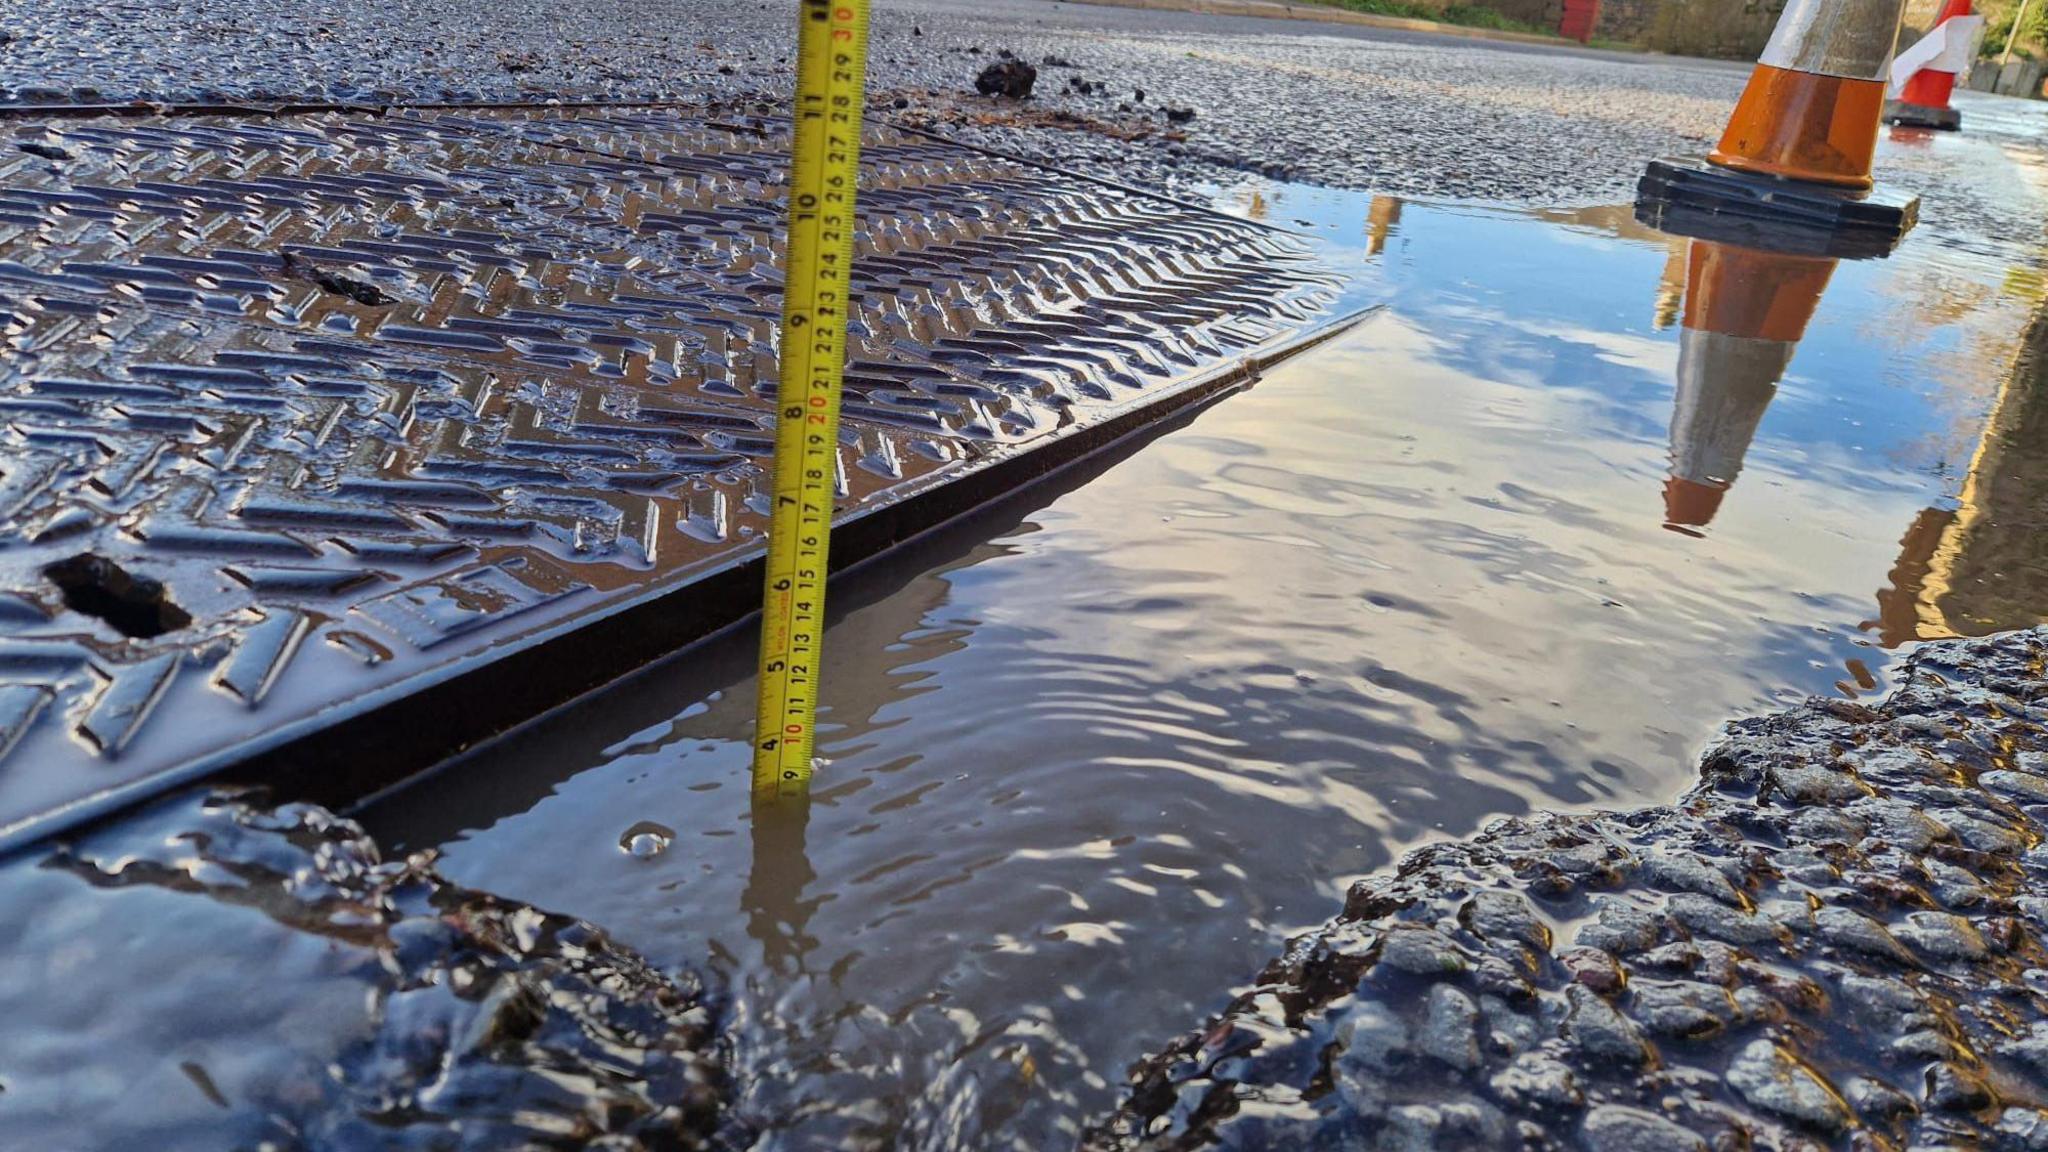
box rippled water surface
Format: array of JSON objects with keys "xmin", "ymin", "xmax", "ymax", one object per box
[{"xmin": 345, "ymin": 171, "xmax": 2048, "ymax": 1146}]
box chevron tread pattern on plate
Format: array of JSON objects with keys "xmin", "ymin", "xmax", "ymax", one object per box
[{"xmin": 0, "ymin": 103, "xmax": 1341, "ymax": 843}]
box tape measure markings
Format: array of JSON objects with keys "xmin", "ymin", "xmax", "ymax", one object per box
[{"xmin": 752, "ymin": 0, "xmax": 871, "ymax": 800}]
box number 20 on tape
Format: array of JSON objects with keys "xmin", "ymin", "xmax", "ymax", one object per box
[{"xmin": 751, "ymin": 0, "xmax": 871, "ymax": 801}]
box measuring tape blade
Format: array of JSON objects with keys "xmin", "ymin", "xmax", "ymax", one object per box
[{"xmin": 752, "ymin": 0, "xmax": 871, "ymax": 800}]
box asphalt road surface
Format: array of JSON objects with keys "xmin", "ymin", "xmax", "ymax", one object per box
[{"xmin": 2, "ymin": 0, "xmax": 1746, "ymax": 202}]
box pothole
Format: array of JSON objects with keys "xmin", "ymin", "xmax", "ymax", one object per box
[
  {"xmin": 309, "ymin": 270, "xmax": 395, "ymax": 306},
  {"xmin": 280, "ymin": 251, "xmax": 395, "ymax": 306},
  {"xmin": 42, "ymin": 553, "xmax": 191, "ymax": 639}
]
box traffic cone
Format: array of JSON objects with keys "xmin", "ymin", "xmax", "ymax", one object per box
[
  {"xmin": 1884, "ymin": 0, "xmax": 1983, "ymax": 130},
  {"xmin": 1636, "ymin": 0, "xmax": 1919, "ymax": 255},
  {"xmin": 1663, "ymin": 238, "xmax": 1839, "ymax": 533},
  {"xmin": 1559, "ymin": 0, "xmax": 1600, "ymax": 42},
  {"xmin": 1711, "ymin": 0, "xmax": 1910, "ymax": 189}
]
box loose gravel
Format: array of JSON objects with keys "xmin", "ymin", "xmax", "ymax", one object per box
[{"xmin": 0, "ymin": 0, "xmax": 1739, "ymax": 202}]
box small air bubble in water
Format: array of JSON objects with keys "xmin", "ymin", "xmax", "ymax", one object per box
[{"xmin": 620, "ymin": 820, "xmax": 675, "ymax": 859}]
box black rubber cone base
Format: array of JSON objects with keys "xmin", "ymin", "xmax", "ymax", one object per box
[
  {"xmin": 1634, "ymin": 156, "xmax": 1919, "ymax": 259},
  {"xmin": 1884, "ymin": 99, "xmax": 1962, "ymax": 130}
]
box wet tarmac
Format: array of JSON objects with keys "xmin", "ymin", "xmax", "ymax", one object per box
[
  {"xmin": 0, "ymin": 789, "xmax": 737, "ymax": 1151},
  {"xmin": 1092, "ymin": 627, "xmax": 2048, "ymax": 1151}
]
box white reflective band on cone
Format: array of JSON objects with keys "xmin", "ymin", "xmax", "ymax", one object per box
[
  {"xmin": 1888, "ymin": 14, "xmax": 1986, "ymax": 95},
  {"xmin": 1670, "ymin": 329, "xmax": 1791, "ymax": 486},
  {"xmin": 1760, "ymin": 0, "xmax": 1910, "ymax": 80}
]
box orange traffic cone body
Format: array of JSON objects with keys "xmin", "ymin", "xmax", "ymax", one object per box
[
  {"xmin": 1897, "ymin": 63, "xmax": 1957, "ymax": 109},
  {"xmin": 1708, "ymin": 0, "xmax": 1908, "ymax": 189},
  {"xmin": 1885, "ymin": 0, "xmax": 1980, "ymax": 130},
  {"xmin": 1664, "ymin": 240, "xmax": 1839, "ymax": 533},
  {"xmin": 1636, "ymin": 0, "xmax": 1918, "ymax": 254},
  {"xmin": 1710, "ymin": 66, "xmax": 1888, "ymax": 188}
]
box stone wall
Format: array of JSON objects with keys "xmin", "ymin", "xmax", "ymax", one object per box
[
  {"xmin": 1592, "ymin": 0, "xmax": 1657, "ymax": 43},
  {"xmin": 1471, "ymin": 0, "xmax": 1989, "ymax": 66},
  {"xmin": 1629, "ymin": 0, "xmax": 1783, "ymax": 58},
  {"xmin": 1970, "ymin": 56, "xmax": 2048, "ymax": 94},
  {"xmin": 1481, "ymin": 0, "xmax": 1564, "ymax": 27},
  {"xmin": 1898, "ymin": 0, "xmax": 1949, "ymax": 39},
  {"xmin": 1472, "ymin": 0, "xmax": 1781, "ymax": 55}
]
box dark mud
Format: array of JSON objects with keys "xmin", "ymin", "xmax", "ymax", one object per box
[
  {"xmin": 975, "ymin": 57, "xmax": 1039, "ymax": 99},
  {"xmin": 1087, "ymin": 628, "xmax": 2048, "ymax": 1150},
  {"xmin": 0, "ymin": 791, "xmax": 738, "ymax": 1151}
]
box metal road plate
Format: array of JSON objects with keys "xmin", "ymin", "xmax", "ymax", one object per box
[{"xmin": 0, "ymin": 104, "xmax": 1342, "ymax": 847}]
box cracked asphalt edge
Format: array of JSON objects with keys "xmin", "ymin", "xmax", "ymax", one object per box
[{"xmin": 1084, "ymin": 627, "xmax": 2048, "ymax": 1152}]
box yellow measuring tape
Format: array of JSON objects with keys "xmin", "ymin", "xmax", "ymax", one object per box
[{"xmin": 752, "ymin": 0, "xmax": 871, "ymax": 801}]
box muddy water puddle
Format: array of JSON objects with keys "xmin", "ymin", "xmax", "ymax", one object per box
[{"xmin": 330, "ymin": 184, "xmax": 2048, "ymax": 1147}]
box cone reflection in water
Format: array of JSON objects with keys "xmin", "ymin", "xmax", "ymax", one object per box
[
  {"xmin": 1706, "ymin": 0, "xmax": 1909, "ymax": 189},
  {"xmin": 1664, "ymin": 239, "xmax": 1839, "ymax": 533},
  {"xmin": 1366, "ymin": 196, "xmax": 1402, "ymax": 258},
  {"xmin": 1653, "ymin": 241, "xmax": 1688, "ymax": 330},
  {"xmin": 1869, "ymin": 288, "xmax": 2048, "ymax": 642}
]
